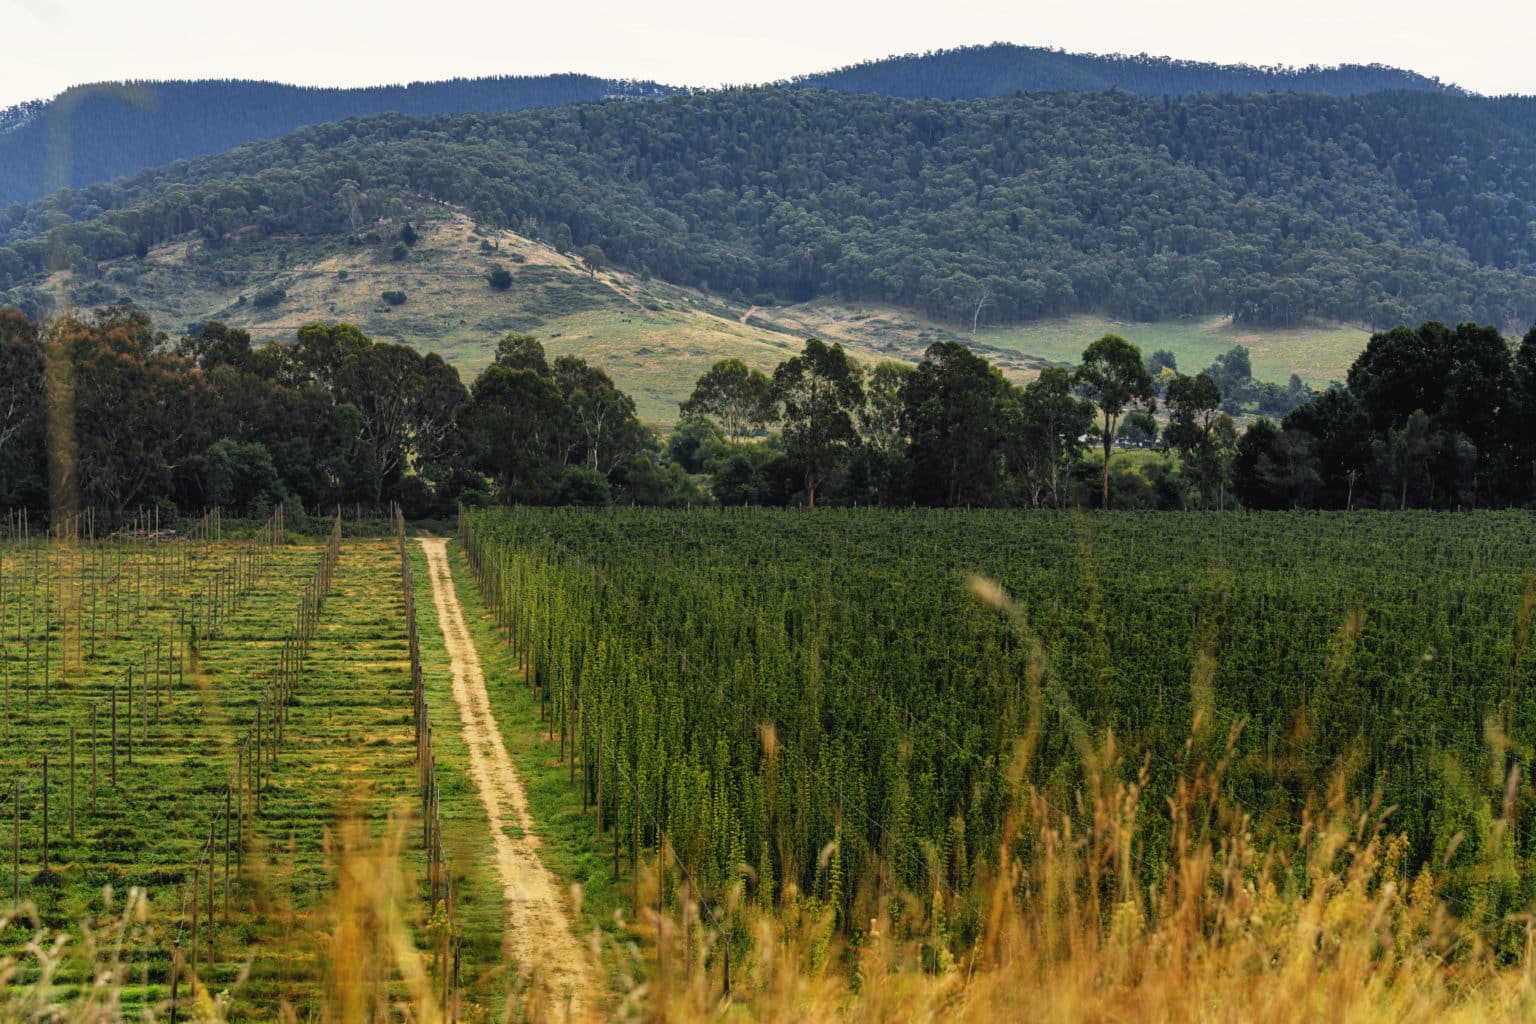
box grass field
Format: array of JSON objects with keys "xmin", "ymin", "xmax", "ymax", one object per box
[
  {"xmin": 63, "ymin": 208, "xmax": 1373, "ymax": 423},
  {"xmin": 83, "ymin": 214, "xmax": 835, "ymax": 423}
]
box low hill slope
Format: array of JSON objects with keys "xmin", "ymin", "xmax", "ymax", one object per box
[
  {"xmin": 4, "ymin": 88, "xmax": 1535, "ymax": 334},
  {"xmin": 45, "ymin": 209, "xmax": 1367, "ymax": 421}
]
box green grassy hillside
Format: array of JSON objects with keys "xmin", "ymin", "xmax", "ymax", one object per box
[{"xmin": 55, "ymin": 207, "xmax": 1369, "ymax": 422}]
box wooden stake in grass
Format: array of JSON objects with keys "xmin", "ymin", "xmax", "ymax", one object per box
[
  {"xmin": 235, "ymin": 745, "xmax": 244, "ymax": 876},
  {"xmin": 40, "ymin": 752, "xmax": 48, "ymax": 871},
  {"xmin": 11, "ymin": 779, "xmax": 17, "ymax": 903},
  {"xmin": 189, "ymin": 856, "xmax": 200, "ymax": 997},
  {"xmin": 125, "ymin": 669, "xmax": 133, "ymax": 766},
  {"xmin": 68, "ymin": 726, "xmax": 75, "ymax": 842},
  {"xmin": 110, "ymin": 686, "xmax": 118, "ymax": 786},
  {"xmin": 89, "ymin": 707, "xmax": 97, "ymax": 808},
  {"xmin": 169, "ymin": 938, "xmax": 181, "ymax": 1023},
  {"xmin": 207, "ymin": 819, "xmax": 215, "ymax": 975}
]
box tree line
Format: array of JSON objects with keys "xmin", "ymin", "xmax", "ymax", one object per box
[
  {"xmin": 0, "ymin": 307, "xmax": 696, "ymax": 518},
  {"xmin": 0, "ymin": 75, "xmax": 675, "ymax": 209},
  {"xmin": 4, "ymin": 303, "xmax": 1536, "ymax": 517},
  {"xmin": 4, "ymin": 88, "xmax": 1536, "ymax": 330},
  {"xmin": 672, "ymin": 320, "xmax": 1536, "ymax": 512},
  {"xmin": 0, "ymin": 45, "xmax": 1454, "ymax": 210}
]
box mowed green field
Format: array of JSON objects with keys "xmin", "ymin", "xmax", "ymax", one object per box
[
  {"xmin": 0, "ymin": 530, "xmax": 503, "ymax": 1020},
  {"xmin": 973, "ymin": 313, "xmax": 1369, "ymax": 384}
]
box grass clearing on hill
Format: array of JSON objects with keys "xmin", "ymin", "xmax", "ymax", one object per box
[{"xmin": 73, "ymin": 210, "xmax": 1371, "ymax": 422}]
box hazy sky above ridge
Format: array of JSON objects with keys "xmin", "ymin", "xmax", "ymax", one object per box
[{"xmin": 3, "ymin": 0, "xmax": 1530, "ymax": 108}]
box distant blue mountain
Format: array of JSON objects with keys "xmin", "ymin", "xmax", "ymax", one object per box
[
  {"xmin": 0, "ymin": 76, "xmax": 674, "ymax": 207},
  {"xmin": 790, "ymin": 43, "xmax": 1464, "ymax": 99}
]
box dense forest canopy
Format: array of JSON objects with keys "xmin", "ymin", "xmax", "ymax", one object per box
[
  {"xmin": 0, "ymin": 43, "xmax": 1466, "ymax": 208},
  {"xmin": 3, "ymin": 88, "xmax": 1535, "ymax": 331}
]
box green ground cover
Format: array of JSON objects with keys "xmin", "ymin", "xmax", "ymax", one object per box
[{"xmin": 0, "ymin": 532, "xmax": 456, "ymax": 1019}]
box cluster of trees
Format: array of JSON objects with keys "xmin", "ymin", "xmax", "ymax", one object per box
[
  {"xmin": 674, "ymin": 335, "xmax": 1263, "ymax": 511},
  {"xmin": 7, "ymin": 299, "xmax": 1536, "ymax": 518},
  {"xmin": 5, "ymin": 88, "xmax": 1536, "ymax": 329},
  {"xmin": 0, "ymin": 307, "xmax": 698, "ymax": 517},
  {"xmin": 671, "ymin": 337, "xmax": 1134, "ymax": 509},
  {"xmin": 679, "ymin": 320, "xmax": 1536, "ymax": 513},
  {"xmin": 1235, "ymin": 321, "xmax": 1536, "ymax": 510}
]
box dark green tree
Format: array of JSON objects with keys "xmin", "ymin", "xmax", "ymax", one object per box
[
  {"xmin": 554, "ymin": 355, "xmax": 645, "ymax": 475},
  {"xmin": 903, "ymin": 341, "xmax": 1011, "ymax": 506},
  {"xmin": 461, "ymin": 364, "xmax": 567, "ymax": 502},
  {"xmin": 1075, "ymin": 333, "xmax": 1155, "ymax": 509},
  {"xmin": 772, "ymin": 338, "xmax": 864, "ymax": 507},
  {"xmin": 493, "ymin": 333, "xmax": 551, "ymax": 375},
  {"xmin": 579, "ymin": 244, "xmax": 606, "ymax": 276},
  {"xmin": 1163, "ymin": 372, "xmax": 1223, "ymax": 508},
  {"xmin": 1011, "ymin": 366, "xmax": 1095, "ymax": 509},
  {"xmin": 0, "ymin": 308, "xmax": 46, "ymax": 508},
  {"xmin": 680, "ymin": 358, "xmax": 777, "ymax": 442}
]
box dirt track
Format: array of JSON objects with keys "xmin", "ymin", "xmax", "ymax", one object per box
[{"xmin": 418, "ymin": 538, "xmax": 596, "ymax": 1020}]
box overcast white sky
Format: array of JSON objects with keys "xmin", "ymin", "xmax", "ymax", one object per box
[{"xmin": 4, "ymin": 0, "xmax": 1532, "ymax": 109}]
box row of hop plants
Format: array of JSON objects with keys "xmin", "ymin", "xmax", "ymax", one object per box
[{"xmin": 458, "ymin": 505, "xmax": 1536, "ymax": 999}]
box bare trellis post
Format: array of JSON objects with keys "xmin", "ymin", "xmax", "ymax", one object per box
[
  {"xmin": 90, "ymin": 707, "xmax": 97, "ymax": 807},
  {"xmin": 41, "ymin": 753, "xmax": 48, "ymax": 871},
  {"xmin": 190, "ymin": 856, "xmax": 200, "ymax": 998},
  {"xmin": 207, "ymin": 820, "xmax": 215, "ymax": 976},
  {"xmin": 11, "ymin": 779, "xmax": 17, "ymax": 903}
]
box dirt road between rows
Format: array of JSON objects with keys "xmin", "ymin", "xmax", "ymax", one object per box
[{"xmin": 418, "ymin": 538, "xmax": 596, "ymax": 1020}]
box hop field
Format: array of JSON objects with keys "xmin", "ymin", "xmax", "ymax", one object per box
[
  {"xmin": 5, "ymin": 506, "xmax": 1536, "ymax": 1021},
  {"xmin": 462, "ymin": 506, "xmax": 1536, "ymax": 957}
]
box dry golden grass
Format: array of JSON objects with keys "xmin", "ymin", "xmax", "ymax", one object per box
[{"xmin": 4, "ymin": 732, "xmax": 1532, "ymax": 1023}]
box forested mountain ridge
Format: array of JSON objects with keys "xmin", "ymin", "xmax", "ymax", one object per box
[
  {"xmin": 4, "ymin": 87, "xmax": 1536, "ymax": 333},
  {"xmin": 0, "ymin": 75, "xmax": 675, "ymax": 207},
  {"xmin": 791, "ymin": 43, "xmax": 1462, "ymax": 99},
  {"xmin": 0, "ymin": 44, "xmax": 1472, "ymax": 208}
]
